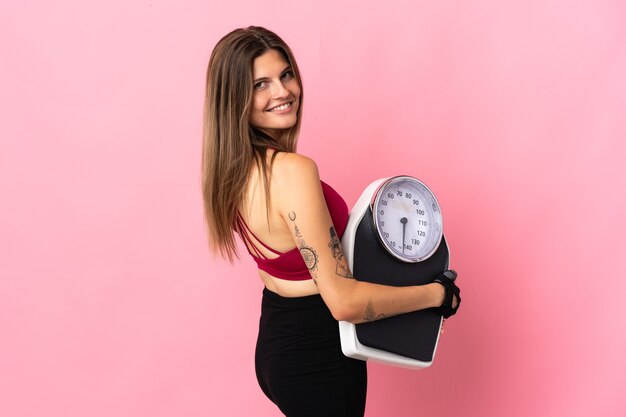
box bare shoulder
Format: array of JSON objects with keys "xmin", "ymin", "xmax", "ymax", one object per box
[
  {"xmin": 271, "ymin": 151, "xmax": 319, "ymax": 179},
  {"xmin": 270, "ymin": 152, "xmax": 323, "ymax": 215}
]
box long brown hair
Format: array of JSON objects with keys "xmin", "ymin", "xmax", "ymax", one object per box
[{"xmin": 201, "ymin": 26, "xmax": 304, "ymax": 262}]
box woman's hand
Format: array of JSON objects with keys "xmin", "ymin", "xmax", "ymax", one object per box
[{"xmin": 433, "ymin": 270, "xmax": 461, "ymax": 318}]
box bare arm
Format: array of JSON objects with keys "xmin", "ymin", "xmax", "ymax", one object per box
[{"xmin": 273, "ymin": 154, "xmax": 445, "ymax": 324}]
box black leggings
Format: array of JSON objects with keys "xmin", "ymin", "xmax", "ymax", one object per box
[{"xmin": 255, "ymin": 287, "xmax": 367, "ymax": 417}]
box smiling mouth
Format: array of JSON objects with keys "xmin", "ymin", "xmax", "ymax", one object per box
[{"xmin": 266, "ymin": 102, "xmax": 292, "ymax": 112}]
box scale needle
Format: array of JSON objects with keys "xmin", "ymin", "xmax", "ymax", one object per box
[{"xmin": 400, "ymin": 217, "xmax": 407, "ymax": 253}]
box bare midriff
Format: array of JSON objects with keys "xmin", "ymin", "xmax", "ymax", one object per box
[{"xmin": 259, "ymin": 269, "xmax": 320, "ymax": 297}]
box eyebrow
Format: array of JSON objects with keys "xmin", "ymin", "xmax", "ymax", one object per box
[{"xmin": 253, "ymin": 66, "xmax": 292, "ymax": 83}]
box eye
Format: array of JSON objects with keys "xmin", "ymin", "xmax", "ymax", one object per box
[
  {"xmin": 281, "ymin": 71, "xmax": 294, "ymax": 80},
  {"xmin": 254, "ymin": 80, "xmax": 268, "ymax": 90}
]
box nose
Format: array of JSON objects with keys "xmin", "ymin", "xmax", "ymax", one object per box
[{"xmin": 270, "ymin": 79, "xmax": 290, "ymax": 99}]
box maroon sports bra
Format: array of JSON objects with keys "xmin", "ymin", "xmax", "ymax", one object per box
[{"xmin": 236, "ymin": 181, "xmax": 349, "ymax": 281}]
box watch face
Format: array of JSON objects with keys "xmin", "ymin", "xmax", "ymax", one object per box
[{"xmin": 372, "ymin": 176, "xmax": 443, "ymax": 262}]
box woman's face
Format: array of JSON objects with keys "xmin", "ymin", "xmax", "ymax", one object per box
[{"xmin": 249, "ymin": 48, "xmax": 301, "ymax": 140}]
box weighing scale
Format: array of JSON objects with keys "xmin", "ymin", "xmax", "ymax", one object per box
[{"xmin": 339, "ymin": 175, "xmax": 452, "ymax": 369}]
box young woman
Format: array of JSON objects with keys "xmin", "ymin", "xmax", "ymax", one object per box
[{"xmin": 201, "ymin": 26, "xmax": 461, "ymax": 417}]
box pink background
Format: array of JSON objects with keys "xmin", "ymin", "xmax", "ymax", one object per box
[{"xmin": 1, "ymin": 1, "xmax": 625, "ymax": 416}]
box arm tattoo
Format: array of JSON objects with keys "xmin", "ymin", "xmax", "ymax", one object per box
[
  {"xmin": 289, "ymin": 211, "xmax": 319, "ymax": 284},
  {"xmin": 328, "ymin": 226, "xmax": 354, "ymax": 279},
  {"xmin": 363, "ymin": 299, "xmax": 402, "ymax": 323}
]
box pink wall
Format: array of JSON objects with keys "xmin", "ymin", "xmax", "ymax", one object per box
[{"xmin": 1, "ymin": 1, "xmax": 625, "ymax": 416}]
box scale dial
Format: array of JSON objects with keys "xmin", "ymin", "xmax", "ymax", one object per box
[{"xmin": 372, "ymin": 176, "xmax": 443, "ymax": 263}]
